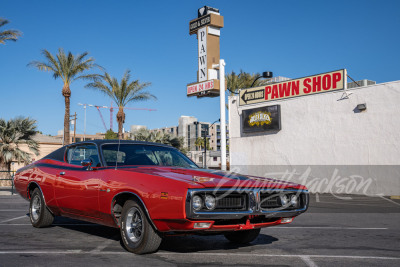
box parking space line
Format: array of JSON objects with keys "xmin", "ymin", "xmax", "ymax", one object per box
[
  {"xmin": 313, "ymin": 201, "xmax": 395, "ymax": 207},
  {"xmin": 273, "ymin": 227, "xmax": 388, "ymax": 230},
  {"xmin": 156, "ymin": 253, "xmax": 400, "ymax": 261},
  {"xmin": 0, "ymin": 251, "xmax": 398, "ymax": 261},
  {"xmin": 379, "ymin": 196, "xmax": 400, "ymax": 207},
  {"xmin": 0, "ymin": 224, "xmax": 389, "ymax": 230},
  {"xmin": 0, "ymin": 215, "xmax": 27, "ymax": 223},
  {"xmin": 90, "ymin": 239, "xmax": 115, "ymax": 252},
  {"xmin": 0, "ymin": 223, "xmax": 99, "ymax": 226},
  {"xmin": 0, "ymin": 210, "xmax": 27, "ymax": 212},
  {"xmin": 300, "ymin": 256, "xmax": 318, "ymax": 267}
]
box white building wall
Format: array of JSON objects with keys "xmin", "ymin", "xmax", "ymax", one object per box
[{"xmin": 229, "ymin": 81, "xmax": 400, "ymax": 196}]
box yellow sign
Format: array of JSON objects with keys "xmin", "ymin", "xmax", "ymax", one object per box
[{"xmin": 248, "ymin": 111, "xmax": 272, "ymax": 126}]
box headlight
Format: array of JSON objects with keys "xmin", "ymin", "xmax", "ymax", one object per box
[
  {"xmin": 192, "ymin": 195, "xmax": 203, "ymax": 211},
  {"xmin": 280, "ymin": 194, "xmax": 288, "ymax": 206},
  {"xmin": 290, "ymin": 195, "xmax": 298, "ymax": 207},
  {"xmin": 204, "ymin": 195, "xmax": 216, "ymax": 210}
]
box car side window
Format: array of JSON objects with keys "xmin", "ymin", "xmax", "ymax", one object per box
[
  {"xmin": 66, "ymin": 145, "xmax": 101, "ymax": 167},
  {"xmin": 153, "ymin": 150, "xmax": 188, "ymax": 167}
]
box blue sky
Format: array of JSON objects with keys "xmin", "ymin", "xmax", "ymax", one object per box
[{"xmin": 1, "ymin": 0, "xmax": 399, "ymax": 135}]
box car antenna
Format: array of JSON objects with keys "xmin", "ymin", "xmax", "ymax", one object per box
[{"xmin": 115, "ymin": 137, "xmax": 121, "ymax": 170}]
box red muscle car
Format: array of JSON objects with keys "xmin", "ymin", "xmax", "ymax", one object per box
[{"xmin": 14, "ymin": 140, "xmax": 309, "ymax": 254}]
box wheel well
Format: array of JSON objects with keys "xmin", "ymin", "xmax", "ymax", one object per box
[
  {"xmin": 112, "ymin": 192, "xmax": 148, "ymax": 227},
  {"xmin": 27, "ymin": 182, "xmax": 39, "ymax": 199}
]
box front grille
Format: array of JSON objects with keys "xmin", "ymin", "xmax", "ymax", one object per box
[
  {"xmin": 259, "ymin": 192, "xmax": 304, "ymax": 211},
  {"xmin": 187, "ymin": 190, "xmax": 307, "ymax": 217},
  {"xmin": 260, "ymin": 195, "xmax": 281, "ymax": 209},
  {"xmin": 215, "ymin": 194, "xmax": 246, "ymax": 210},
  {"xmin": 192, "ymin": 192, "xmax": 248, "ymax": 212}
]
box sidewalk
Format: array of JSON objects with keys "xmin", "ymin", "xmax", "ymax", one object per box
[{"xmin": 0, "ymin": 187, "xmax": 15, "ymax": 196}]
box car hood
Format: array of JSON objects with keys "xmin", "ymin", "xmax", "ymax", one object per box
[{"xmin": 121, "ymin": 166, "xmax": 306, "ymax": 190}]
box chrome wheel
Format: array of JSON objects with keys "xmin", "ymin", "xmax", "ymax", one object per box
[
  {"xmin": 31, "ymin": 195, "xmax": 41, "ymax": 221},
  {"xmin": 124, "ymin": 207, "xmax": 143, "ymax": 243}
]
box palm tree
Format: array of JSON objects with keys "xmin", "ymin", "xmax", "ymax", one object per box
[
  {"xmin": 195, "ymin": 137, "xmax": 203, "ymax": 150},
  {"xmin": 0, "ymin": 117, "xmax": 39, "ymax": 173},
  {"xmin": 28, "ymin": 48, "xmax": 102, "ymax": 145},
  {"xmin": 0, "ymin": 18, "xmax": 22, "ymax": 45},
  {"xmin": 226, "ymin": 70, "xmax": 262, "ymax": 95},
  {"xmin": 86, "ymin": 70, "xmax": 156, "ymax": 139},
  {"xmin": 194, "ymin": 137, "xmax": 211, "ymax": 150},
  {"xmin": 132, "ymin": 128, "xmax": 184, "ymax": 151}
]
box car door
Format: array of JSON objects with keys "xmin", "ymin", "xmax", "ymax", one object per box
[{"xmin": 54, "ymin": 144, "xmax": 102, "ymax": 219}]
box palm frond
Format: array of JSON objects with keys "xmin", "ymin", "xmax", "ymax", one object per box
[{"xmin": 0, "ymin": 18, "xmax": 22, "ymax": 45}]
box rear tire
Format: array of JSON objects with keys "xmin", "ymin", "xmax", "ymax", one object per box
[
  {"xmin": 29, "ymin": 188, "xmax": 54, "ymax": 228},
  {"xmin": 120, "ymin": 200, "xmax": 162, "ymax": 254},
  {"xmin": 224, "ymin": 228, "xmax": 261, "ymax": 244}
]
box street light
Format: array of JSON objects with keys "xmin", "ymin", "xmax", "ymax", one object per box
[
  {"xmin": 251, "ymin": 71, "xmax": 273, "ymax": 87},
  {"xmin": 78, "ymin": 103, "xmax": 94, "ymax": 141},
  {"xmin": 194, "ymin": 119, "xmax": 220, "ymax": 169}
]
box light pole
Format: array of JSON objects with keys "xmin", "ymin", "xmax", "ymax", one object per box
[
  {"xmin": 78, "ymin": 103, "xmax": 94, "ymax": 141},
  {"xmin": 251, "ymin": 71, "xmax": 273, "ymax": 87},
  {"xmin": 194, "ymin": 121, "xmax": 207, "ymax": 168},
  {"xmin": 211, "ymin": 59, "xmax": 227, "ymax": 170},
  {"xmin": 220, "ymin": 60, "xmax": 227, "ymax": 171},
  {"xmin": 205, "ymin": 119, "xmax": 220, "ymax": 169}
]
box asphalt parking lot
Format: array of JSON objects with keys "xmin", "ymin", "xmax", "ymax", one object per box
[{"xmin": 0, "ymin": 192, "xmax": 399, "ymax": 267}]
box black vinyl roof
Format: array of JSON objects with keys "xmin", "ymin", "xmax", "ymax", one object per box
[
  {"xmin": 69, "ymin": 139, "xmax": 174, "ymax": 148},
  {"xmin": 43, "ymin": 140, "xmax": 176, "ymax": 162}
]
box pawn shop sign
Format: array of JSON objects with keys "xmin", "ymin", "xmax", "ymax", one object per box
[
  {"xmin": 239, "ymin": 69, "xmax": 347, "ymax": 105},
  {"xmin": 187, "ymin": 6, "xmax": 224, "ymax": 97}
]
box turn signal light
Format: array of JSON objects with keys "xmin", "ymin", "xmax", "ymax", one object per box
[
  {"xmin": 281, "ymin": 217, "xmax": 293, "ymax": 224},
  {"xmin": 193, "ymin": 222, "xmax": 212, "ymax": 229}
]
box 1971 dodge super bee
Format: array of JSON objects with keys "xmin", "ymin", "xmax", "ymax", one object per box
[{"xmin": 14, "ymin": 140, "xmax": 309, "ymax": 254}]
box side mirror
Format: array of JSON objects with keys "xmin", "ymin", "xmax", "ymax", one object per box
[{"xmin": 81, "ymin": 159, "xmax": 93, "ymax": 170}]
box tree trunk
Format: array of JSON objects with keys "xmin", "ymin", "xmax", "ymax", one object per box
[
  {"xmin": 116, "ymin": 107, "xmax": 125, "ymax": 140},
  {"xmin": 62, "ymin": 84, "xmax": 71, "ymax": 145}
]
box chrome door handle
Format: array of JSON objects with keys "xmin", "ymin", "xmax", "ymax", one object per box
[{"xmin": 59, "ymin": 172, "xmax": 65, "ymax": 175}]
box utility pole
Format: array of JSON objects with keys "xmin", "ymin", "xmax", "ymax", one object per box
[
  {"xmin": 78, "ymin": 103, "xmax": 90, "ymax": 141},
  {"xmin": 203, "ymin": 128, "xmax": 207, "ymax": 169},
  {"xmin": 70, "ymin": 112, "xmax": 77, "ymax": 143}
]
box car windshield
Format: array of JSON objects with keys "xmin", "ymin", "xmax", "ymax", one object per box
[{"xmin": 101, "ymin": 144, "xmax": 198, "ymax": 168}]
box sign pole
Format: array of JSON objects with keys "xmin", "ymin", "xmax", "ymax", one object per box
[{"xmin": 219, "ymin": 59, "xmax": 227, "ymax": 171}]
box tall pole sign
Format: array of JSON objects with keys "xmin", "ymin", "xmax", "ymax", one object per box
[
  {"xmin": 198, "ymin": 27, "xmax": 207, "ymax": 82},
  {"xmin": 187, "ymin": 6, "xmax": 227, "ymax": 171},
  {"xmin": 187, "ymin": 6, "xmax": 224, "ymax": 97}
]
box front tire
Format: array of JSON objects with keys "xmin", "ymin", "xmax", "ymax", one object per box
[
  {"xmin": 29, "ymin": 188, "xmax": 54, "ymax": 228},
  {"xmin": 224, "ymin": 228, "xmax": 261, "ymax": 244},
  {"xmin": 120, "ymin": 200, "xmax": 162, "ymax": 254}
]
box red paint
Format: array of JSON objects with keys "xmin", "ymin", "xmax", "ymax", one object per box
[
  {"xmin": 322, "ymin": 74, "xmax": 331, "ymax": 90},
  {"xmin": 265, "ymin": 86, "xmax": 272, "ymax": 100},
  {"xmin": 303, "ymin": 78, "xmax": 312, "ymax": 93},
  {"xmin": 312, "ymin": 76, "xmax": 322, "ymax": 92},
  {"xmin": 332, "ymin": 72, "xmax": 341, "ymax": 88}
]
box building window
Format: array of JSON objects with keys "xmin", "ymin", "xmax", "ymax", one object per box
[{"xmin": 213, "ymin": 157, "xmax": 217, "ymax": 161}]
